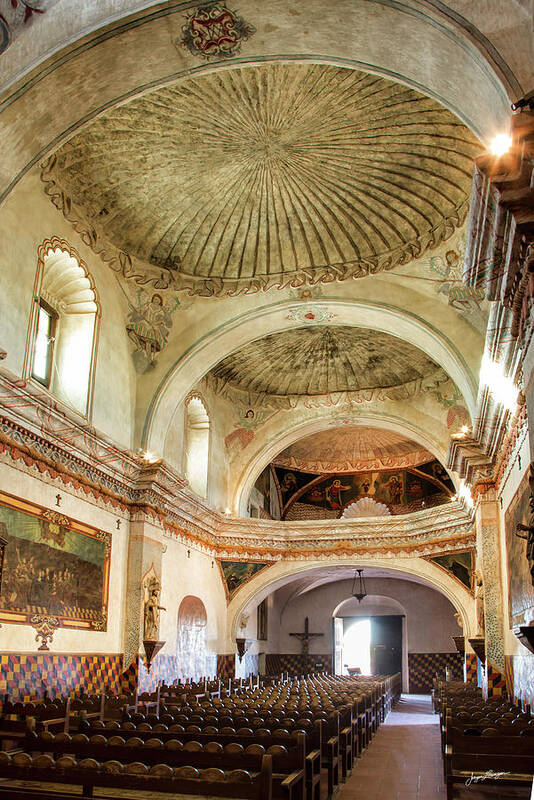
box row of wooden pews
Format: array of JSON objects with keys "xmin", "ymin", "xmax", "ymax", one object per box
[
  {"xmin": 436, "ymin": 681, "xmax": 534, "ymax": 799},
  {"xmin": 0, "ymin": 672, "xmax": 401, "ymax": 800}
]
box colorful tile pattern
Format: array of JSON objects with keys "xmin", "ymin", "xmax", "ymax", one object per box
[
  {"xmin": 486, "ymin": 661, "xmax": 506, "ymax": 697},
  {"xmin": 408, "ymin": 652, "xmax": 463, "ymax": 693},
  {"xmin": 217, "ymin": 654, "xmax": 235, "ymax": 680},
  {"xmin": 265, "ymin": 654, "xmax": 332, "ymax": 675},
  {"xmin": 0, "ymin": 653, "xmax": 122, "ymax": 700},
  {"xmin": 464, "ymin": 653, "xmax": 477, "ymax": 683}
]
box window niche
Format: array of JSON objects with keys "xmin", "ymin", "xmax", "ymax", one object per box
[
  {"xmin": 184, "ymin": 394, "xmax": 210, "ymax": 498},
  {"xmin": 26, "ymin": 239, "xmax": 100, "ymax": 418}
]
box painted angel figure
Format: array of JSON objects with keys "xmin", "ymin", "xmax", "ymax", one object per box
[
  {"xmin": 429, "ymin": 249, "xmax": 485, "ymax": 315},
  {"xmin": 126, "ymin": 291, "xmax": 179, "ymax": 365}
]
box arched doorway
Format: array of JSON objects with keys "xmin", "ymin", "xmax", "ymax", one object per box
[{"xmin": 333, "ymin": 594, "xmax": 407, "ymax": 686}]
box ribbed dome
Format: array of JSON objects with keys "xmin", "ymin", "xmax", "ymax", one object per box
[
  {"xmin": 274, "ymin": 426, "xmax": 433, "ymax": 473},
  {"xmin": 210, "ymin": 326, "xmax": 441, "ymax": 397},
  {"xmin": 43, "ymin": 62, "xmax": 480, "ymax": 294}
]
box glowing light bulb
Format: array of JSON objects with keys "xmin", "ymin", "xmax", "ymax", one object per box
[
  {"xmin": 461, "ymin": 425, "xmax": 469, "ymax": 434},
  {"xmin": 490, "ymin": 133, "xmax": 512, "ymax": 156}
]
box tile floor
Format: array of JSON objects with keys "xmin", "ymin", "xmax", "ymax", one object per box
[{"xmin": 337, "ymin": 694, "xmax": 532, "ymax": 800}]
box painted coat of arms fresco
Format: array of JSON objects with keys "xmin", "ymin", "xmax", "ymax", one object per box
[
  {"xmin": 180, "ymin": 3, "xmax": 255, "ymax": 59},
  {"xmin": 0, "ymin": 492, "xmax": 110, "ymax": 632}
]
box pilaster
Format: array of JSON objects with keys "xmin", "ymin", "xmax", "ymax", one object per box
[
  {"xmin": 474, "ymin": 485, "xmax": 505, "ymax": 677},
  {"xmin": 123, "ymin": 509, "xmax": 166, "ymax": 673}
]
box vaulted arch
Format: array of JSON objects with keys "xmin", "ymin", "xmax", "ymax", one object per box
[
  {"xmin": 225, "ymin": 557, "xmax": 475, "ymax": 651},
  {"xmin": 145, "ymin": 299, "xmax": 479, "ymax": 454}
]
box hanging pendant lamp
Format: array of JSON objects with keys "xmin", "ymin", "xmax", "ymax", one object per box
[{"xmin": 352, "ymin": 568, "xmax": 367, "ymax": 603}]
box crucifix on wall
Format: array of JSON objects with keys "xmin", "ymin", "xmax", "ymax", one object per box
[{"xmin": 289, "ymin": 616, "xmax": 323, "ymax": 655}]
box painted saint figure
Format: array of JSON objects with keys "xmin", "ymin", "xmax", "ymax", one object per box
[{"xmin": 325, "ymin": 478, "xmax": 350, "ymax": 510}]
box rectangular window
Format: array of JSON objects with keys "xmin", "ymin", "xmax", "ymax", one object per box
[{"xmin": 31, "ymin": 299, "xmax": 57, "ymax": 387}]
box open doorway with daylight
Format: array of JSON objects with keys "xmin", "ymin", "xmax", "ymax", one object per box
[{"xmin": 333, "ymin": 594, "xmax": 405, "ymax": 680}]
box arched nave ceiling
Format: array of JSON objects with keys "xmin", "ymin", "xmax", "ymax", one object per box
[
  {"xmin": 272, "ymin": 426, "xmax": 434, "ymax": 474},
  {"xmin": 209, "ymin": 326, "xmax": 444, "ymax": 398},
  {"xmin": 42, "ymin": 63, "xmax": 480, "ymax": 295},
  {"xmin": 153, "ymin": 296, "xmax": 483, "ymax": 454}
]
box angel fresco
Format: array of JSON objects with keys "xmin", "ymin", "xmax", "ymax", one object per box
[
  {"xmin": 126, "ymin": 290, "xmax": 180, "ymax": 369},
  {"xmin": 429, "ymin": 249, "xmax": 485, "ymax": 318}
]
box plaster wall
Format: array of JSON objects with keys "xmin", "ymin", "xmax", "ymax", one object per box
[
  {"xmin": 0, "ymin": 172, "xmax": 136, "ymax": 448},
  {"xmin": 0, "ymin": 0, "xmax": 514, "ymax": 147},
  {"xmin": 158, "ymin": 537, "xmax": 227, "ymax": 666},
  {"xmin": 272, "ymin": 578, "xmax": 461, "ymax": 656},
  {"xmin": 0, "ymin": 460, "xmax": 128, "ymax": 655},
  {"xmin": 498, "ymin": 332, "xmax": 534, "ymax": 703}
]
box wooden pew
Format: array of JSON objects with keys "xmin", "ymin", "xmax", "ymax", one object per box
[
  {"xmin": 80, "ymin": 720, "xmax": 321, "ymax": 800},
  {"xmin": 0, "ymin": 749, "xmax": 273, "ymax": 800},
  {"xmin": 22, "ymin": 730, "xmax": 305, "ymax": 800},
  {"xmin": 444, "ymin": 726, "xmax": 534, "ymax": 799}
]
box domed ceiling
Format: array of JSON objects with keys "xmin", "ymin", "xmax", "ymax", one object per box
[
  {"xmin": 273, "ymin": 426, "xmax": 434, "ymax": 473},
  {"xmin": 42, "ymin": 63, "xmax": 480, "ymax": 295},
  {"xmin": 209, "ymin": 326, "xmax": 444, "ymax": 398}
]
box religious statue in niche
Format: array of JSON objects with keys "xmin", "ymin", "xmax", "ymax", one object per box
[
  {"xmin": 474, "ymin": 570, "xmax": 485, "ymax": 635},
  {"xmin": 143, "ymin": 570, "xmax": 166, "ymax": 641}
]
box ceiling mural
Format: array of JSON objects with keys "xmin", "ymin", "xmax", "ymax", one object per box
[
  {"xmin": 273, "ymin": 426, "xmax": 435, "ymax": 474},
  {"xmin": 41, "ymin": 62, "xmax": 480, "ymax": 296},
  {"xmin": 252, "ymin": 459, "xmax": 454, "ymax": 521},
  {"xmin": 209, "ymin": 326, "xmax": 445, "ymax": 399}
]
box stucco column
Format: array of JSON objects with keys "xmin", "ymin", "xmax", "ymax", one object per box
[{"xmin": 474, "ymin": 486, "xmax": 505, "ymax": 673}]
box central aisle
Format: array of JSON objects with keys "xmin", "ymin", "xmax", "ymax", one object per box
[{"xmin": 338, "ymin": 693, "xmax": 444, "ymax": 800}]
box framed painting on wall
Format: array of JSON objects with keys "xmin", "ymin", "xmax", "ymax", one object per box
[
  {"xmin": 0, "ymin": 491, "xmax": 111, "ymax": 632},
  {"xmin": 257, "ymin": 598, "xmax": 268, "ymax": 640},
  {"xmin": 505, "ymin": 472, "xmax": 534, "ymax": 627}
]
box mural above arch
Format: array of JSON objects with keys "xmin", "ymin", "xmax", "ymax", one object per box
[
  {"xmin": 219, "ymin": 560, "xmax": 271, "ymax": 601},
  {"xmin": 249, "ymin": 425, "xmax": 454, "ymax": 521},
  {"xmin": 427, "ymin": 550, "xmax": 474, "ymax": 591}
]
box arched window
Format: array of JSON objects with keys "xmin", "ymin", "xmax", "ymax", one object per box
[
  {"xmin": 26, "ymin": 238, "xmax": 100, "ymax": 417},
  {"xmin": 184, "ymin": 395, "xmax": 210, "ymax": 497}
]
